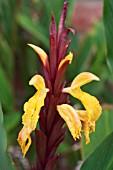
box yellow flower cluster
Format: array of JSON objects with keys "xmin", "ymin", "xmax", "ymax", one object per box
[{"xmin": 17, "ymin": 45, "xmax": 102, "ymax": 157}]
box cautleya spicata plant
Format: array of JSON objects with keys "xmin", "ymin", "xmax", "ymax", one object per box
[{"xmin": 17, "ymin": 2, "xmax": 102, "ymax": 170}]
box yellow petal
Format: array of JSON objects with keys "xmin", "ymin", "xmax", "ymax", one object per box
[
  {"xmin": 57, "ymin": 104, "xmax": 81, "ymax": 140},
  {"xmin": 83, "ymin": 120, "xmax": 95, "ymax": 144},
  {"xmin": 70, "ymin": 88, "xmax": 102, "ymax": 122},
  {"xmin": 29, "ymin": 74, "xmax": 47, "ymax": 93},
  {"xmin": 76, "ymin": 110, "xmax": 96, "ymax": 143},
  {"xmin": 17, "ymin": 75, "xmax": 48, "ymax": 156},
  {"xmin": 76, "ymin": 110, "xmax": 88, "ymax": 122},
  {"xmin": 83, "ymin": 121, "xmax": 90, "ymax": 144},
  {"xmin": 71, "ymin": 72, "xmax": 99, "ymax": 89},
  {"xmin": 17, "ymin": 127, "xmax": 31, "ymax": 157},
  {"xmin": 28, "ymin": 44, "xmax": 48, "ymax": 66},
  {"xmin": 58, "ymin": 52, "xmax": 73, "ymax": 70}
]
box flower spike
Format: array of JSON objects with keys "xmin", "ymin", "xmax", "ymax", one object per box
[{"xmin": 17, "ymin": 75, "xmax": 48, "ymax": 157}]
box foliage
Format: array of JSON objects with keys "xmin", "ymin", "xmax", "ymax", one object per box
[
  {"xmin": 0, "ymin": 104, "xmax": 16, "ymax": 170},
  {"xmin": 104, "ymin": 0, "xmax": 113, "ymax": 74}
]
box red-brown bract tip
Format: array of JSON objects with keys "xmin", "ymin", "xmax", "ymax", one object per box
[
  {"xmin": 69, "ymin": 28, "xmax": 75, "ymax": 35},
  {"xmin": 64, "ymin": 1, "xmax": 69, "ymax": 6},
  {"xmin": 51, "ymin": 13, "xmax": 55, "ymax": 21},
  {"xmin": 63, "ymin": 1, "xmax": 69, "ymax": 13}
]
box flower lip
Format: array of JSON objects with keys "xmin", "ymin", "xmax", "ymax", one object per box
[
  {"xmin": 29, "ymin": 75, "xmax": 49, "ymax": 92},
  {"xmin": 29, "ymin": 75, "xmax": 45, "ymax": 87},
  {"xmin": 29, "ymin": 75, "xmax": 39, "ymax": 85}
]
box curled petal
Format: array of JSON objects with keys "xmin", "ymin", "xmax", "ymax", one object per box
[
  {"xmin": 71, "ymin": 72, "xmax": 99, "ymax": 89},
  {"xmin": 76, "ymin": 110, "xmax": 96, "ymax": 144},
  {"xmin": 28, "ymin": 44, "xmax": 49, "ymax": 67},
  {"xmin": 83, "ymin": 120, "xmax": 96, "ymax": 144},
  {"xmin": 29, "ymin": 74, "xmax": 49, "ymax": 93},
  {"xmin": 17, "ymin": 127, "xmax": 31, "ymax": 157},
  {"xmin": 76, "ymin": 110, "xmax": 88, "ymax": 122},
  {"xmin": 57, "ymin": 104, "xmax": 81, "ymax": 140},
  {"xmin": 17, "ymin": 75, "xmax": 48, "ymax": 156},
  {"xmin": 58, "ymin": 52, "xmax": 73, "ymax": 70},
  {"xmin": 70, "ymin": 88, "xmax": 102, "ymax": 122},
  {"xmin": 83, "ymin": 121, "xmax": 90, "ymax": 144}
]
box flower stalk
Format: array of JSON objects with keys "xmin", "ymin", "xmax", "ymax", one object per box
[{"xmin": 17, "ymin": 2, "xmax": 102, "ymax": 170}]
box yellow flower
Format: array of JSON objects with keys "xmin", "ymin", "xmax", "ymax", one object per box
[
  {"xmin": 17, "ymin": 75, "xmax": 49, "ymax": 157},
  {"xmin": 18, "ymin": 46, "xmax": 102, "ymax": 156},
  {"xmin": 58, "ymin": 72, "xmax": 102, "ymax": 143},
  {"xmin": 57, "ymin": 104, "xmax": 82, "ymax": 140}
]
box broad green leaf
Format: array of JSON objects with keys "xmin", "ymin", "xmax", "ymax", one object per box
[
  {"xmin": 81, "ymin": 131, "xmax": 113, "ymax": 170},
  {"xmin": 103, "ymin": 0, "xmax": 113, "ymax": 74},
  {"xmin": 81, "ymin": 108, "xmax": 113, "ymax": 159},
  {"xmin": 0, "ymin": 104, "xmax": 16, "ymax": 170}
]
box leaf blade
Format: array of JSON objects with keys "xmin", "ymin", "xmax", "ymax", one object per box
[
  {"xmin": 103, "ymin": 0, "xmax": 113, "ymax": 74},
  {"xmin": 0, "ymin": 104, "xmax": 16, "ymax": 170},
  {"xmin": 81, "ymin": 131, "xmax": 113, "ymax": 170}
]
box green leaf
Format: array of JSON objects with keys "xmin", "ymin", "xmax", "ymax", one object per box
[
  {"xmin": 0, "ymin": 104, "xmax": 16, "ymax": 170},
  {"xmin": 17, "ymin": 13, "xmax": 49, "ymax": 48},
  {"xmin": 4, "ymin": 112, "xmax": 21, "ymax": 132},
  {"xmin": 103, "ymin": 0, "xmax": 113, "ymax": 74},
  {"xmin": 0, "ymin": 0, "xmax": 17, "ymax": 44},
  {"xmin": 81, "ymin": 108, "xmax": 113, "ymax": 159},
  {"xmin": 0, "ymin": 35, "xmax": 14, "ymax": 78},
  {"xmin": 81, "ymin": 131, "xmax": 113, "ymax": 170},
  {"xmin": 73, "ymin": 22, "xmax": 105, "ymax": 74},
  {"xmin": 0, "ymin": 66, "xmax": 14, "ymax": 112}
]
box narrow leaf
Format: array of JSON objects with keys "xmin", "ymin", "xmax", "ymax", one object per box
[
  {"xmin": 0, "ymin": 66, "xmax": 14, "ymax": 112},
  {"xmin": 0, "ymin": 104, "xmax": 16, "ymax": 170},
  {"xmin": 103, "ymin": 0, "xmax": 113, "ymax": 74}
]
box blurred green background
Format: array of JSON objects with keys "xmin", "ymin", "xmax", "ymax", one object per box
[{"xmin": 0, "ymin": 0, "xmax": 113, "ymax": 169}]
